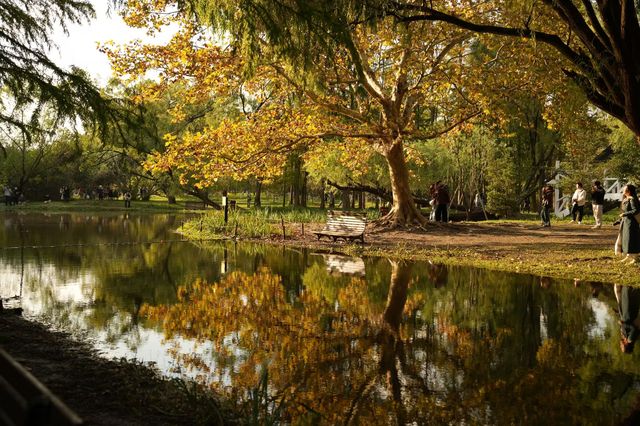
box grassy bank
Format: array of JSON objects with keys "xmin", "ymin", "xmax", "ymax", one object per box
[
  {"xmin": 180, "ymin": 207, "xmax": 379, "ymax": 240},
  {"xmin": 0, "ymin": 199, "xmax": 193, "ymax": 213},
  {"xmin": 351, "ymin": 245, "xmax": 636, "ymax": 285},
  {"xmin": 180, "ymin": 207, "xmax": 638, "ymax": 286}
]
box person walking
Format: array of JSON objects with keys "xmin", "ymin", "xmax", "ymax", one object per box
[
  {"xmin": 591, "ymin": 180, "xmax": 605, "ymax": 228},
  {"xmin": 618, "ymin": 184, "xmax": 640, "ymax": 264},
  {"xmin": 540, "ymin": 184, "xmax": 554, "ymax": 227},
  {"xmin": 570, "ymin": 182, "xmax": 587, "ymax": 224},
  {"xmin": 434, "ymin": 181, "xmax": 450, "ymax": 223}
]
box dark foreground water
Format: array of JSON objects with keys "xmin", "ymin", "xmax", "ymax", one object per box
[{"xmin": 1, "ymin": 212, "xmax": 639, "ymax": 424}]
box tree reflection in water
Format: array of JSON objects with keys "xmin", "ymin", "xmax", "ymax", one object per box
[
  {"xmin": 3, "ymin": 214, "xmax": 640, "ymax": 423},
  {"xmin": 142, "ymin": 260, "xmax": 640, "ymax": 425}
]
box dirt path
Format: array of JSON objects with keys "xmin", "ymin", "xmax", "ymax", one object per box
[
  {"xmin": 276, "ymin": 221, "xmax": 631, "ymax": 285},
  {"xmin": 366, "ymin": 221, "xmax": 617, "ymax": 247}
]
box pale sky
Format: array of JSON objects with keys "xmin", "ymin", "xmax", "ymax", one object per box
[{"xmin": 51, "ymin": 1, "xmax": 174, "ymax": 85}]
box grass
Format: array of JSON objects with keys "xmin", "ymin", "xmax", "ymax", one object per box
[
  {"xmin": 180, "ymin": 206, "xmax": 379, "ymax": 240},
  {"xmin": 0, "ymin": 198, "xmax": 194, "ymax": 213},
  {"xmin": 181, "ymin": 205, "xmax": 639, "ymax": 286},
  {"xmin": 340, "ymin": 244, "xmax": 640, "ymax": 285}
]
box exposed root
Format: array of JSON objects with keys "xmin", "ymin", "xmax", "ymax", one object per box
[{"xmin": 371, "ymin": 208, "xmax": 428, "ymax": 230}]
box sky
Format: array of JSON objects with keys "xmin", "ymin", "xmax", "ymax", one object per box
[{"xmin": 50, "ymin": 1, "xmax": 174, "ymax": 85}]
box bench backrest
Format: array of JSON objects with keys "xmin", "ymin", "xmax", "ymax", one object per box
[
  {"xmin": 325, "ymin": 211, "xmax": 366, "ymax": 234},
  {"xmin": 0, "ymin": 348, "xmax": 83, "ymax": 425}
]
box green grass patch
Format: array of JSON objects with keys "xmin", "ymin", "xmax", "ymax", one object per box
[
  {"xmin": 180, "ymin": 207, "xmax": 378, "ymax": 239},
  {"xmin": 0, "ymin": 199, "xmax": 193, "ymax": 213}
]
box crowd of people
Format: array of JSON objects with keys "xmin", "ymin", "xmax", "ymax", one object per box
[
  {"xmin": 2, "ymin": 184, "xmax": 140, "ymax": 208},
  {"xmin": 539, "ymin": 180, "xmax": 608, "ymax": 229},
  {"xmin": 540, "ymin": 179, "xmax": 640, "ymax": 265}
]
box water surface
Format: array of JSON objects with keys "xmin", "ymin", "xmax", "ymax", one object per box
[{"xmin": 1, "ymin": 212, "xmax": 639, "ymax": 425}]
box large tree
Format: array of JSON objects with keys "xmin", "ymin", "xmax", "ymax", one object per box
[
  {"xmin": 110, "ymin": 1, "xmax": 489, "ymax": 225},
  {"xmin": 375, "ymin": 0, "xmax": 640, "ymax": 140}
]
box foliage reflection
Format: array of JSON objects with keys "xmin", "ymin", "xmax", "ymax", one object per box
[{"xmin": 143, "ymin": 261, "xmax": 640, "ymax": 424}]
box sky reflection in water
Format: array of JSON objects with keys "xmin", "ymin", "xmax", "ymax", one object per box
[{"xmin": 1, "ymin": 212, "xmax": 639, "ymax": 424}]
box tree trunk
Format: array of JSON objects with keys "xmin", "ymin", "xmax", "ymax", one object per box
[
  {"xmin": 282, "ymin": 178, "xmax": 286, "ymax": 207},
  {"xmin": 301, "ymin": 171, "xmax": 308, "ymax": 207},
  {"xmin": 341, "ymin": 190, "xmax": 350, "ymax": 211},
  {"xmin": 319, "ymin": 178, "xmax": 326, "ymax": 209},
  {"xmin": 254, "ymin": 180, "xmax": 262, "ymax": 208},
  {"xmin": 382, "ymin": 140, "xmax": 426, "ymax": 226}
]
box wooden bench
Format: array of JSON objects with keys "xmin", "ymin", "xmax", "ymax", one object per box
[
  {"xmin": 313, "ymin": 211, "xmax": 367, "ymax": 243},
  {"xmin": 0, "ymin": 348, "xmax": 83, "ymax": 425}
]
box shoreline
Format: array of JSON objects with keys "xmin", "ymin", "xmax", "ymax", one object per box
[
  {"xmin": 0, "ymin": 212, "xmax": 634, "ymax": 424},
  {"xmin": 186, "ymin": 220, "xmax": 634, "ymax": 286},
  {"xmin": 0, "ymin": 314, "xmax": 234, "ymax": 425}
]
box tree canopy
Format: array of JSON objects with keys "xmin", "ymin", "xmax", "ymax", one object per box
[{"xmin": 0, "ymin": 0, "xmax": 108, "ymax": 137}]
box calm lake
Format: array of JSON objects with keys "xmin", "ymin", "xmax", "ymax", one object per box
[{"xmin": 1, "ymin": 212, "xmax": 639, "ymax": 424}]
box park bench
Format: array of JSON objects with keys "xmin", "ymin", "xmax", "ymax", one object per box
[
  {"xmin": 0, "ymin": 348, "xmax": 83, "ymax": 425},
  {"xmin": 313, "ymin": 211, "xmax": 367, "ymax": 243}
]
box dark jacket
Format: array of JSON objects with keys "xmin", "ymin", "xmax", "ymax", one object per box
[
  {"xmin": 621, "ymin": 196, "xmax": 640, "ymax": 254},
  {"xmin": 591, "ymin": 186, "xmax": 605, "ymax": 205},
  {"xmin": 435, "ymin": 185, "xmax": 450, "ymax": 205},
  {"xmin": 541, "ymin": 187, "xmax": 554, "ymax": 206}
]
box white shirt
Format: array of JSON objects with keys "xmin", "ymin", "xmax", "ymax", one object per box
[{"xmin": 572, "ymin": 188, "xmax": 587, "ymax": 206}]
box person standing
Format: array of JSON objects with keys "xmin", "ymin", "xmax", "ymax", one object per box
[
  {"xmin": 124, "ymin": 191, "xmax": 132, "ymax": 208},
  {"xmin": 540, "ymin": 184, "xmax": 554, "ymax": 227},
  {"xmin": 434, "ymin": 181, "xmax": 450, "ymax": 223},
  {"xmin": 3, "ymin": 185, "xmax": 11, "ymax": 206},
  {"xmin": 570, "ymin": 182, "xmax": 587, "ymax": 224},
  {"xmin": 618, "ymin": 184, "xmax": 640, "ymax": 264},
  {"xmin": 428, "ymin": 183, "xmax": 437, "ymax": 221},
  {"xmin": 591, "ymin": 180, "xmax": 605, "ymax": 228}
]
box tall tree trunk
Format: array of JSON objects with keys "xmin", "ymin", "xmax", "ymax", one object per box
[
  {"xmin": 341, "ymin": 190, "xmax": 350, "ymax": 211},
  {"xmin": 382, "ymin": 140, "xmax": 426, "ymax": 226},
  {"xmin": 254, "ymin": 180, "xmax": 262, "ymax": 208},
  {"xmin": 301, "ymin": 171, "xmax": 308, "ymax": 207},
  {"xmin": 319, "ymin": 178, "xmax": 326, "ymax": 209}
]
